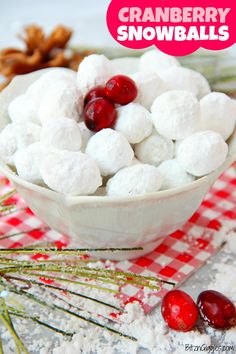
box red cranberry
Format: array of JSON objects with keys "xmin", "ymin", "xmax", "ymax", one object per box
[
  {"xmin": 161, "ymin": 290, "xmax": 198, "ymax": 332},
  {"xmin": 84, "ymin": 86, "xmax": 105, "ymax": 106},
  {"xmin": 197, "ymin": 290, "xmax": 236, "ymax": 329},
  {"xmin": 104, "ymin": 75, "xmax": 138, "ymax": 105},
  {"xmin": 84, "ymin": 97, "xmax": 117, "ymax": 132}
]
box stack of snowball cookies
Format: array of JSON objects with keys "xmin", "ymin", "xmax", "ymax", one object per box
[{"xmin": 0, "ymin": 49, "xmax": 235, "ymax": 197}]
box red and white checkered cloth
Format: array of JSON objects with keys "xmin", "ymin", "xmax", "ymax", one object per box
[{"xmin": 0, "ymin": 165, "xmax": 235, "ymax": 313}]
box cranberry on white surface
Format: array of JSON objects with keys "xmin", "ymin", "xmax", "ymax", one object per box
[
  {"xmin": 135, "ymin": 132, "xmax": 174, "ymax": 166},
  {"xmin": 41, "ymin": 117, "xmax": 82, "ymax": 151},
  {"xmin": 115, "ymin": 103, "xmax": 153, "ymax": 144},
  {"xmin": 130, "ymin": 71, "xmax": 167, "ymax": 110},
  {"xmin": 177, "ymin": 131, "xmax": 228, "ymax": 177},
  {"xmin": 161, "ymin": 290, "xmax": 198, "ymax": 332},
  {"xmin": 140, "ymin": 49, "xmax": 180, "ymax": 74},
  {"xmin": 77, "ymin": 54, "xmax": 114, "ymax": 95},
  {"xmin": 106, "ymin": 164, "xmax": 163, "ymax": 196},
  {"xmin": 14, "ymin": 142, "xmax": 44, "ymax": 184},
  {"xmin": 40, "ymin": 150, "xmax": 102, "ymax": 195},
  {"xmin": 151, "ymin": 90, "xmax": 201, "ymax": 140},
  {"xmin": 197, "ymin": 290, "xmax": 236, "ymax": 329},
  {"xmin": 38, "ymin": 80, "xmax": 83, "ymax": 123},
  {"xmin": 8, "ymin": 93, "xmax": 39, "ymax": 124},
  {"xmin": 160, "ymin": 67, "xmax": 211, "ymax": 99},
  {"xmin": 200, "ymin": 92, "xmax": 236, "ymax": 140},
  {"xmin": 157, "ymin": 159, "xmax": 195, "ymax": 190},
  {"xmin": 85, "ymin": 128, "xmax": 134, "ymax": 176}
]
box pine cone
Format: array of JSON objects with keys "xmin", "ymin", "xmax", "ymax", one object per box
[{"xmin": 0, "ymin": 24, "xmax": 92, "ymax": 90}]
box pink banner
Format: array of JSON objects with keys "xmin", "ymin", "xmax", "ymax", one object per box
[{"xmin": 107, "ymin": 0, "xmax": 236, "ymax": 56}]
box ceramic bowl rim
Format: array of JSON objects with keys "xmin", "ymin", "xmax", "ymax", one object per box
[{"xmin": 0, "ymin": 155, "xmax": 233, "ymax": 206}]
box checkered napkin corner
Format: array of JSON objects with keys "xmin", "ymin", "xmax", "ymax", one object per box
[
  {"xmin": 0, "ymin": 165, "xmax": 235, "ymax": 313},
  {"xmin": 116, "ymin": 165, "xmax": 236, "ymax": 312}
]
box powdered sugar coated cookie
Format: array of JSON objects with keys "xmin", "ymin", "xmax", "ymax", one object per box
[
  {"xmin": 106, "ymin": 164, "xmax": 163, "ymax": 196},
  {"xmin": 115, "ymin": 103, "xmax": 153, "ymax": 144},
  {"xmin": 27, "ymin": 68, "xmax": 77, "ymax": 110},
  {"xmin": 78, "ymin": 122, "xmax": 94, "ymax": 151},
  {"xmin": 41, "ymin": 150, "xmax": 102, "ymax": 195},
  {"xmin": 14, "ymin": 142, "xmax": 44, "ymax": 184},
  {"xmin": 38, "ymin": 80, "xmax": 83, "ymax": 123},
  {"xmin": 0, "ymin": 122, "xmax": 41, "ymax": 165},
  {"xmin": 86, "ymin": 128, "xmax": 134, "ymax": 176},
  {"xmin": 157, "ymin": 159, "xmax": 195, "ymax": 190},
  {"xmin": 151, "ymin": 90, "xmax": 201, "ymax": 140},
  {"xmin": 135, "ymin": 133, "xmax": 174, "ymax": 166},
  {"xmin": 160, "ymin": 67, "xmax": 211, "ymax": 99},
  {"xmin": 8, "ymin": 94, "xmax": 39, "ymax": 124},
  {"xmin": 200, "ymin": 92, "xmax": 236, "ymax": 141},
  {"xmin": 130, "ymin": 71, "xmax": 167, "ymax": 110},
  {"xmin": 177, "ymin": 131, "xmax": 228, "ymax": 176},
  {"xmin": 41, "ymin": 117, "xmax": 82, "ymax": 151},
  {"xmin": 77, "ymin": 54, "xmax": 114, "ymax": 95},
  {"xmin": 140, "ymin": 50, "xmax": 180, "ymax": 74}
]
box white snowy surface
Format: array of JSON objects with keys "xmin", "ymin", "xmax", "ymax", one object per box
[{"xmin": 1, "ymin": 227, "xmax": 235, "ymax": 354}]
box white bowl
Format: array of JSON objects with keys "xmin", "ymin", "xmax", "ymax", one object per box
[{"xmin": 0, "ymin": 71, "xmax": 236, "ymax": 260}]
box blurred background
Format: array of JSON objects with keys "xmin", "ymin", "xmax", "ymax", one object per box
[
  {"xmin": 1, "ymin": 0, "xmax": 236, "ymax": 94},
  {"xmin": 1, "ymin": 0, "xmax": 236, "ymax": 53},
  {"xmin": 0, "ymin": 0, "xmax": 116, "ymax": 48}
]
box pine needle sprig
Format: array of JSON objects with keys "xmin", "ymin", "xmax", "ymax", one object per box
[
  {"xmin": 0, "ymin": 190, "xmax": 16, "ymax": 216},
  {"xmin": 0, "ymin": 183, "xmax": 174, "ymax": 351},
  {"xmin": 0, "ymin": 298, "xmax": 29, "ymax": 354},
  {"xmin": 5, "ymin": 275, "xmax": 123, "ymax": 312},
  {"xmin": 0, "ymin": 244, "xmax": 175, "ymax": 352}
]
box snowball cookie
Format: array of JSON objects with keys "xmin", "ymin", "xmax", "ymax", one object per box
[
  {"xmin": 0, "ymin": 122, "xmax": 41, "ymax": 165},
  {"xmin": 177, "ymin": 131, "xmax": 228, "ymax": 177},
  {"xmin": 160, "ymin": 67, "xmax": 211, "ymax": 99},
  {"xmin": 130, "ymin": 71, "xmax": 167, "ymax": 110},
  {"xmin": 77, "ymin": 54, "xmax": 114, "ymax": 95},
  {"xmin": 130, "ymin": 157, "xmax": 142, "ymax": 165},
  {"xmin": 14, "ymin": 143, "xmax": 44, "ymax": 184},
  {"xmin": 106, "ymin": 164, "xmax": 163, "ymax": 196},
  {"xmin": 8, "ymin": 94, "xmax": 39, "ymax": 124},
  {"xmin": 85, "ymin": 129, "xmax": 134, "ymax": 176},
  {"xmin": 151, "ymin": 90, "xmax": 201, "ymax": 140},
  {"xmin": 140, "ymin": 50, "xmax": 180, "ymax": 74},
  {"xmin": 78, "ymin": 122, "xmax": 94, "ymax": 151},
  {"xmin": 27, "ymin": 68, "xmax": 77, "ymax": 110},
  {"xmin": 135, "ymin": 133, "xmax": 174, "ymax": 166},
  {"xmin": 111, "ymin": 57, "xmax": 140, "ymax": 75},
  {"xmin": 200, "ymin": 92, "xmax": 236, "ymax": 141},
  {"xmin": 174, "ymin": 140, "xmax": 183, "ymax": 157},
  {"xmin": 40, "ymin": 150, "xmax": 102, "ymax": 195},
  {"xmin": 115, "ymin": 103, "xmax": 152, "ymax": 144},
  {"xmin": 38, "ymin": 80, "xmax": 83, "ymax": 123},
  {"xmin": 157, "ymin": 159, "xmax": 195, "ymax": 190},
  {"xmin": 41, "ymin": 117, "xmax": 82, "ymax": 151}
]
